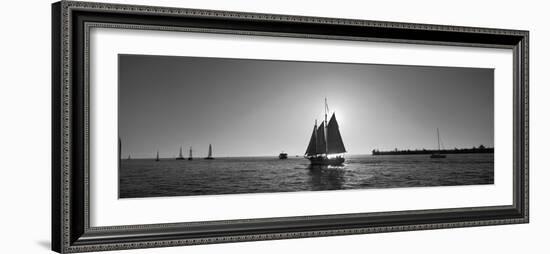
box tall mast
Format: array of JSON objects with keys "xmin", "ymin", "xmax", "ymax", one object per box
[
  {"xmin": 314, "ymin": 119, "xmax": 318, "ymax": 155},
  {"xmin": 208, "ymin": 144, "xmax": 212, "ymax": 157},
  {"xmin": 189, "ymin": 147, "xmax": 193, "ymax": 158},
  {"xmin": 324, "ymin": 98, "xmax": 328, "ymax": 155},
  {"xmin": 437, "ymin": 128, "xmax": 441, "ymax": 151}
]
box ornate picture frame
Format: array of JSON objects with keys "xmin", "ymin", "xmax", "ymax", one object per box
[{"xmin": 52, "ymin": 1, "xmax": 528, "ymax": 253}]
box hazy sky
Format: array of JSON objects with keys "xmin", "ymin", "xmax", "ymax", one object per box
[{"xmin": 119, "ymin": 54, "xmax": 493, "ymax": 158}]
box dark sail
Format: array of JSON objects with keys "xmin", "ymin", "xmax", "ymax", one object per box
[
  {"xmin": 205, "ymin": 144, "xmax": 214, "ymax": 159},
  {"xmin": 304, "ymin": 98, "xmax": 346, "ymax": 165},
  {"xmin": 305, "ymin": 125, "xmax": 317, "ymax": 156},
  {"xmin": 316, "ymin": 122, "xmax": 327, "ymax": 154},
  {"xmin": 327, "ymin": 113, "xmax": 346, "ymax": 154},
  {"xmin": 176, "ymin": 146, "xmax": 185, "ymax": 160}
]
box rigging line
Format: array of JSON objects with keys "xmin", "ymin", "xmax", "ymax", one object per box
[{"xmin": 325, "ymin": 97, "xmax": 330, "ymax": 115}]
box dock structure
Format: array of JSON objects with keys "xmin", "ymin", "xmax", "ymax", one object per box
[{"xmin": 372, "ymin": 145, "xmax": 493, "ymax": 155}]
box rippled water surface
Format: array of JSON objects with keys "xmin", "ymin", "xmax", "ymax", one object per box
[{"xmin": 119, "ymin": 154, "xmax": 493, "ymax": 198}]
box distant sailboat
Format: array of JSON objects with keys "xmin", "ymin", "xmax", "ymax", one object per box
[
  {"xmin": 279, "ymin": 152, "xmax": 288, "ymax": 159},
  {"xmin": 118, "ymin": 138, "xmax": 122, "ymax": 170},
  {"xmin": 305, "ymin": 98, "xmax": 346, "ymax": 166},
  {"xmin": 176, "ymin": 146, "xmax": 185, "ymax": 160},
  {"xmin": 430, "ymin": 128, "xmax": 446, "ymax": 159},
  {"xmin": 127, "ymin": 154, "xmax": 131, "ymax": 160},
  {"xmin": 188, "ymin": 147, "xmax": 193, "ymax": 160},
  {"xmin": 155, "ymin": 149, "xmax": 160, "ymax": 161},
  {"xmin": 204, "ymin": 144, "xmax": 214, "ymax": 160}
]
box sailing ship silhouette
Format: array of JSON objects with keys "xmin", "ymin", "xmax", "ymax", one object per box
[
  {"xmin": 305, "ymin": 98, "xmax": 346, "ymax": 166},
  {"xmin": 430, "ymin": 128, "xmax": 446, "ymax": 159},
  {"xmin": 204, "ymin": 144, "xmax": 214, "ymax": 160},
  {"xmin": 176, "ymin": 146, "xmax": 185, "ymax": 160},
  {"xmin": 155, "ymin": 149, "xmax": 160, "ymax": 161},
  {"xmin": 188, "ymin": 147, "xmax": 193, "ymax": 160}
]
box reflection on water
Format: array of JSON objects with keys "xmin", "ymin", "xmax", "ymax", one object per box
[
  {"xmin": 119, "ymin": 154, "xmax": 494, "ymax": 198},
  {"xmin": 307, "ymin": 165, "xmax": 346, "ymax": 191}
]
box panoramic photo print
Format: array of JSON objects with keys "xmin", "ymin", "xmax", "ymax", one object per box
[{"xmin": 118, "ymin": 54, "xmax": 494, "ymax": 198}]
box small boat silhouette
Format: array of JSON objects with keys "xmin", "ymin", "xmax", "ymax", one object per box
[
  {"xmin": 188, "ymin": 147, "xmax": 193, "ymax": 160},
  {"xmin": 204, "ymin": 144, "xmax": 214, "ymax": 160},
  {"xmin": 176, "ymin": 146, "xmax": 185, "ymax": 160},
  {"xmin": 430, "ymin": 128, "xmax": 446, "ymax": 159}
]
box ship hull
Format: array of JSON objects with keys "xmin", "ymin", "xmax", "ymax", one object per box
[
  {"xmin": 430, "ymin": 153, "xmax": 446, "ymax": 159},
  {"xmin": 308, "ymin": 156, "xmax": 345, "ymax": 166},
  {"xmin": 204, "ymin": 157, "xmax": 214, "ymax": 160},
  {"xmin": 175, "ymin": 157, "xmax": 185, "ymax": 160}
]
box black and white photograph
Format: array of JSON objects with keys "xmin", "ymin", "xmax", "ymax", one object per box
[
  {"xmin": 118, "ymin": 54, "xmax": 494, "ymax": 198},
  {"xmin": 41, "ymin": 1, "xmax": 535, "ymax": 253}
]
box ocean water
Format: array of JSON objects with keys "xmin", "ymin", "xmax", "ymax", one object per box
[{"xmin": 119, "ymin": 154, "xmax": 493, "ymax": 198}]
